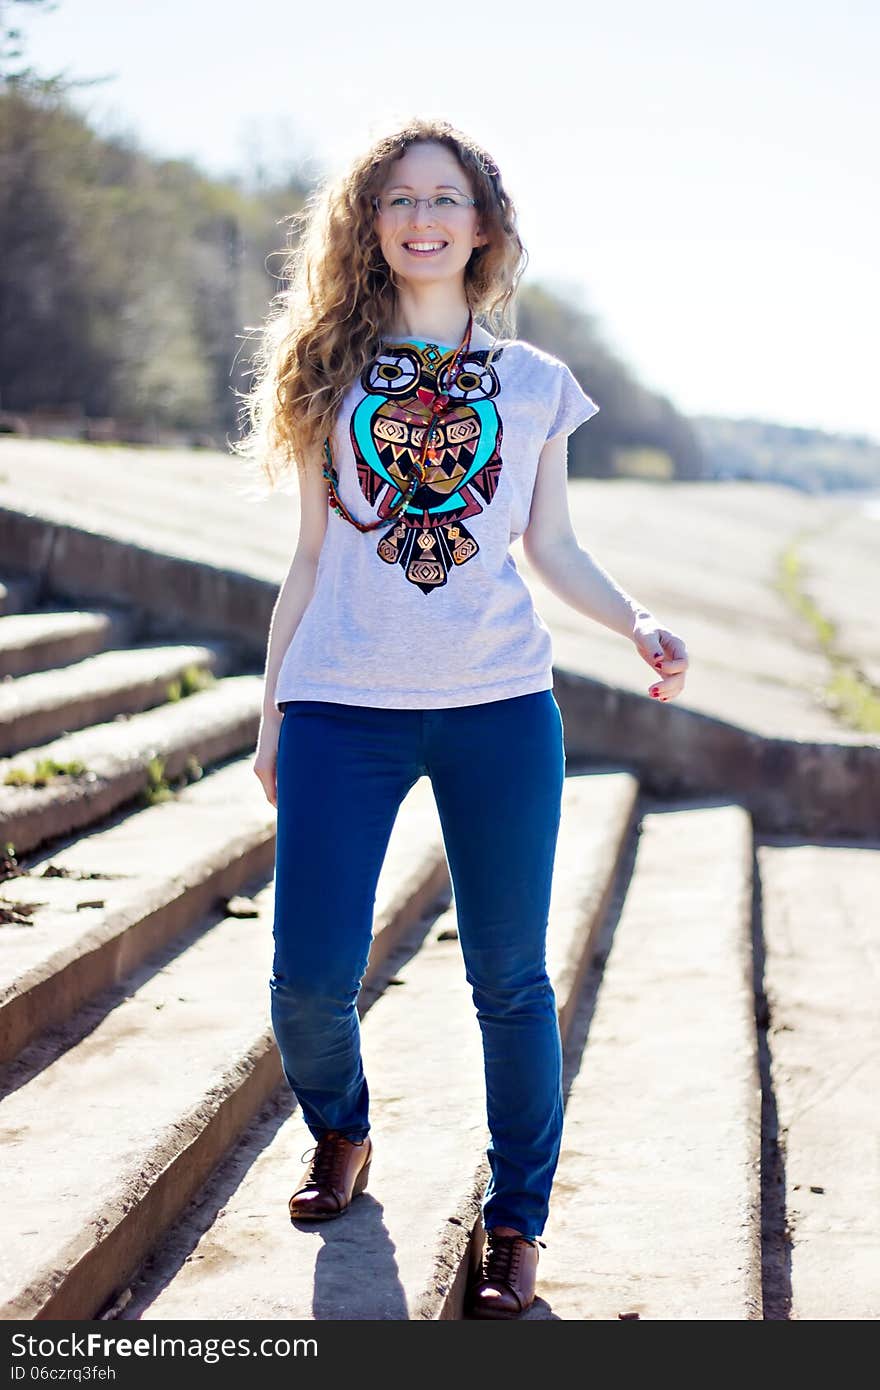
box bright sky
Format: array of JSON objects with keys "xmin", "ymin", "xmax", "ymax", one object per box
[{"xmin": 16, "ymin": 0, "xmax": 880, "ymax": 442}]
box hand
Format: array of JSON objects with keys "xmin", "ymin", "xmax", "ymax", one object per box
[
  {"xmin": 630, "ymin": 611, "xmax": 689, "ymax": 703},
  {"xmin": 253, "ymin": 714, "xmax": 282, "ymax": 807}
]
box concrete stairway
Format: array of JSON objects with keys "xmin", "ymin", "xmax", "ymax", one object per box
[{"xmin": 0, "ymin": 577, "xmax": 876, "ymax": 1322}]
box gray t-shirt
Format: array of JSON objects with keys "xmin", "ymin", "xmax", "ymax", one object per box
[{"xmin": 274, "ymin": 332, "xmax": 600, "ymax": 710}]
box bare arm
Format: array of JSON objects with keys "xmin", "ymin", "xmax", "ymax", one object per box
[
  {"xmin": 253, "ymin": 453, "xmax": 329, "ymax": 806},
  {"xmin": 522, "ymin": 433, "xmax": 689, "ymax": 699},
  {"xmin": 522, "ymin": 434, "xmax": 648, "ymax": 635},
  {"xmin": 260, "ymin": 450, "xmax": 329, "ymax": 724}
]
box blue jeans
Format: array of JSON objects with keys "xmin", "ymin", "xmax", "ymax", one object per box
[{"xmin": 270, "ymin": 690, "xmax": 566, "ymax": 1241}]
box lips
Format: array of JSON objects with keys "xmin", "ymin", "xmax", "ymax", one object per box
[{"xmin": 402, "ymin": 241, "xmax": 448, "ymax": 256}]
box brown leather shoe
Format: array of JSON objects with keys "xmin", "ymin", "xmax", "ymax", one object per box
[
  {"xmin": 288, "ymin": 1131, "xmax": 373, "ymax": 1221},
  {"xmin": 466, "ymin": 1229, "xmax": 546, "ymax": 1319}
]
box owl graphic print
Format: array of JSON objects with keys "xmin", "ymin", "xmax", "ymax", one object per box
[
  {"xmin": 353, "ymin": 338, "xmax": 504, "ymax": 595},
  {"xmin": 274, "ymin": 335, "xmax": 600, "ymax": 711}
]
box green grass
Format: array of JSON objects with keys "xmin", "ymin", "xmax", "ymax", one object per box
[
  {"xmin": 776, "ymin": 546, "xmax": 836, "ymax": 649},
  {"xmin": 165, "ymin": 664, "xmax": 217, "ymax": 702},
  {"xmin": 824, "ymin": 667, "xmax": 880, "ymax": 733},
  {"xmin": 1, "ymin": 843, "xmax": 19, "ymax": 884},
  {"xmin": 3, "ymin": 670, "xmax": 212, "ymax": 806},
  {"xmin": 142, "ymin": 753, "xmax": 204, "ymax": 807},
  {"xmin": 3, "ymin": 756, "xmax": 88, "ymax": 788},
  {"xmin": 775, "ymin": 537, "xmax": 880, "ymax": 734}
]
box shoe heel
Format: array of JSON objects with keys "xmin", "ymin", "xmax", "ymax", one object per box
[{"xmin": 353, "ymin": 1156, "xmax": 371, "ymax": 1196}]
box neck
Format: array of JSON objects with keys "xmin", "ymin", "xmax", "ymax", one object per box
[{"xmin": 387, "ymin": 288, "xmax": 473, "ymax": 346}]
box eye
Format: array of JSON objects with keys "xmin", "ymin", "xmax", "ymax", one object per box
[
  {"xmin": 440, "ymin": 356, "xmax": 499, "ymax": 403},
  {"xmin": 390, "ymin": 195, "xmax": 414, "ymax": 207},
  {"xmin": 434, "ymin": 195, "xmax": 455, "ymax": 205},
  {"xmin": 365, "ymin": 350, "xmax": 420, "ymax": 395}
]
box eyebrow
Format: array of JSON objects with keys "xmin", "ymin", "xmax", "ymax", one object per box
[{"xmin": 384, "ymin": 184, "xmax": 465, "ymax": 192}]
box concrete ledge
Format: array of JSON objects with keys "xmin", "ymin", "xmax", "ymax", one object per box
[
  {"xmin": 0, "ymin": 506, "xmax": 269, "ymax": 661},
  {"xmin": 554, "ymin": 668, "xmax": 880, "ymax": 838},
  {"xmin": 0, "ymin": 572, "xmax": 39, "ymax": 617},
  {"xmin": 0, "ymin": 642, "xmax": 238, "ymax": 755},
  {"xmin": 0, "ymin": 609, "xmax": 136, "ymax": 679},
  {"xmin": 0, "ymin": 679, "xmax": 263, "ymax": 858}
]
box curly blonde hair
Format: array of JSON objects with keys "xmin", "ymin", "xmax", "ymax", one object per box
[{"xmin": 231, "ymin": 117, "xmax": 528, "ymax": 495}]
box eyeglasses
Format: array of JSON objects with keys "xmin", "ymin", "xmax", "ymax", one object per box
[{"xmin": 372, "ymin": 193, "xmax": 477, "ymax": 214}]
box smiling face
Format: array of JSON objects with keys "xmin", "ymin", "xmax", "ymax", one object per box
[{"xmin": 374, "ymin": 140, "xmax": 489, "ymax": 286}]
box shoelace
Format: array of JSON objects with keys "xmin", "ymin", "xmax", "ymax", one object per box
[
  {"xmin": 298, "ymin": 1131, "xmax": 356, "ymax": 1188},
  {"xmin": 483, "ymin": 1232, "xmax": 547, "ymax": 1286}
]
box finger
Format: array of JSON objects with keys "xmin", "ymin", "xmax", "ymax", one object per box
[
  {"xmin": 644, "ymin": 630, "xmax": 681, "ymax": 664},
  {"xmin": 660, "ymin": 635, "xmax": 688, "ymax": 662},
  {"xmin": 641, "ymin": 637, "xmax": 667, "ymax": 668},
  {"xmin": 653, "ymin": 637, "xmax": 689, "ymax": 672},
  {"xmin": 650, "ymin": 676, "xmax": 685, "ymax": 700}
]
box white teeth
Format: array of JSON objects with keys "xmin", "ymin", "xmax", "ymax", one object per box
[{"xmin": 404, "ymin": 242, "xmax": 446, "ymax": 250}]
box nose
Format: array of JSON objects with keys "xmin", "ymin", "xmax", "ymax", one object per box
[{"xmin": 407, "ymin": 199, "xmax": 439, "ymax": 230}]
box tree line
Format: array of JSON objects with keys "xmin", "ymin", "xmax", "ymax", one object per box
[{"xmin": 0, "ymin": 59, "xmax": 707, "ymax": 478}]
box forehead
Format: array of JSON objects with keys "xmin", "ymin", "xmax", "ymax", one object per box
[{"xmin": 383, "ymin": 142, "xmax": 470, "ymax": 189}]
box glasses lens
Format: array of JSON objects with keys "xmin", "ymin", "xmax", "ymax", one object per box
[{"xmin": 376, "ymin": 194, "xmax": 472, "ymax": 212}]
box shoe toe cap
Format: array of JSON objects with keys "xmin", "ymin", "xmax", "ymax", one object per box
[
  {"xmin": 289, "ymin": 1188, "xmax": 341, "ymax": 1218},
  {"xmin": 469, "ymin": 1280, "xmax": 523, "ymax": 1317}
]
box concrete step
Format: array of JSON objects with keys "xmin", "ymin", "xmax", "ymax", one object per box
[
  {"xmin": 0, "ymin": 775, "xmax": 449, "ymax": 1320},
  {"xmin": 531, "ymin": 802, "xmax": 763, "ymax": 1319},
  {"xmin": 0, "ymin": 606, "xmax": 136, "ymax": 679},
  {"xmin": 0, "ymin": 757, "xmax": 275, "ymax": 1063},
  {"xmin": 112, "ymin": 770, "xmax": 639, "ymax": 1321},
  {"xmin": 0, "ymin": 572, "xmax": 40, "ymax": 617},
  {"xmin": 757, "ymin": 835, "xmax": 880, "ymax": 1320},
  {"xmin": 0, "ymin": 640, "xmax": 240, "ymax": 756},
  {"xmin": 0, "ymin": 675, "xmax": 263, "ymax": 857}
]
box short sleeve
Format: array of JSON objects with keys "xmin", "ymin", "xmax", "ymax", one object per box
[{"xmin": 545, "ymin": 361, "xmax": 600, "ymax": 442}]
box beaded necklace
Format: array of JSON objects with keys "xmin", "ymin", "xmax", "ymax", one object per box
[{"xmin": 321, "ymin": 309, "xmax": 475, "ymax": 533}]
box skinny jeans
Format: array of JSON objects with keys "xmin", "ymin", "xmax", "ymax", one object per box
[{"xmin": 270, "ymin": 689, "xmax": 566, "ymax": 1240}]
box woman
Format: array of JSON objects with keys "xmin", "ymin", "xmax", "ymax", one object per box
[{"xmin": 236, "ymin": 117, "xmax": 689, "ymax": 1319}]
